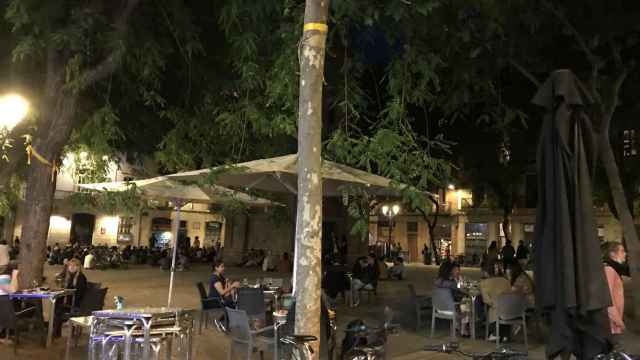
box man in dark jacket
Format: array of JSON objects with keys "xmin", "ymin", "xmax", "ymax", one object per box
[{"xmin": 501, "ymin": 240, "xmax": 515, "ymax": 271}]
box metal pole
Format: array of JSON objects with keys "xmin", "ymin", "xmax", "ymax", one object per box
[{"xmin": 168, "ymin": 201, "xmax": 182, "ymax": 307}]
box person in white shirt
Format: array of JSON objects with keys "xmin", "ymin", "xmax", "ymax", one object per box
[
  {"xmin": 83, "ymin": 252, "xmax": 95, "ymax": 269},
  {"xmin": 0, "ymin": 240, "xmax": 10, "ymax": 269}
]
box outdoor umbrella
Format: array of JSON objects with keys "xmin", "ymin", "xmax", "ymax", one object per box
[
  {"xmin": 166, "ymin": 153, "xmax": 399, "ymax": 196},
  {"xmin": 80, "ymin": 176, "xmax": 278, "ymax": 307},
  {"xmin": 167, "ymin": 154, "xmax": 408, "ymax": 293},
  {"xmin": 532, "ymin": 70, "xmax": 611, "ymax": 359}
]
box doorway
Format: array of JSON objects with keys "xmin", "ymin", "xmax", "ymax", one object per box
[{"xmin": 70, "ymin": 213, "xmax": 96, "ymax": 246}]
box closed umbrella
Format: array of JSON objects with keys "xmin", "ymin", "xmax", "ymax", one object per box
[
  {"xmin": 532, "ymin": 70, "xmax": 610, "ymax": 359},
  {"xmin": 80, "ymin": 176, "xmax": 278, "ymax": 307}
]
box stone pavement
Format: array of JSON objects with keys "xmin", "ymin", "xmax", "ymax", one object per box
[{"xmin": 2, "ymin": 263, "xmax": 639, "ymax": 359}]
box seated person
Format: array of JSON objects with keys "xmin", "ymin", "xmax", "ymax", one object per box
[
  {"xmin": 508, "ymin": 261, "xmax": 534, "ymax": 307},
  {"xmin": 434, "ymin": 261, "xmax": 470, "ymax": 336},
  {"xmin": 0, "ymin": 263, "xmax": 18, "ymax": 295},
  {"xmin": 351, "ymin": 254, "xmax": 380, "ymax": 305},
  {"xmin": 387, "ymin": 257, "xmax": 405, "ymax": 280},
  {"xmin": 54, "ymin": 258, "xmax": 88, "ymax": 337},
  {"xmin": 83, "ymin": 251, "xmax": 95, "ymax": 269},
  {"xmin": 262, "ymin": 251, "xmax": 275, "ymax": 272},
  {"xmin": 277, "ymin": 252, "xmax": 293, "ymax": 273},
  {"xmin": 209, "ymin": 261, "xmax": 240, "ymax": 308},
  {"xmin": 480, "ymin": 264, "xmax": 511, "ymax": 341}
]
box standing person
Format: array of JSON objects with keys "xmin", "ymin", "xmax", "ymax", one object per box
[
  {"xmin": 515, "ymin": 241, "xmax": 529, "ymax": 268},
  {"xmin": 422, "ymin": 244, "xmax": 430, "ymax": 265},
  {"xmin": 500, "ymin": 240, "xmax": 515, "ymax": 272},
  {"xmin": 603, "ymin": 242, "xmax": 627, "ymax": 351},
  {"xmin": 483, "ymin": 241, "xmax": 499, "ymax": 277},
  {"xmin": 0, "ymin": 240, "xmax": 9, "ymax": 272}
]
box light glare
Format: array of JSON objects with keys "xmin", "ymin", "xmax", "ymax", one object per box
[{"xmin": 0, "ymin": 94, "xmax": 29, "ymax": 130}]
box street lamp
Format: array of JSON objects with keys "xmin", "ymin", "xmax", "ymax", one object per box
[
  {"xmin": 381, "ymin": 204, "xmax": 401, "ymax": 258},
  {"xmin": 0, "ymin": 94, "xmax": 29, "ymax": 131}
]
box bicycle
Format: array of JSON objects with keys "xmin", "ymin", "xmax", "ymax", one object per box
[
  {"xmin": 341, "ymin": 307, "xmax": 400, "ymax": 360},
  {"xmin": 280, "ymin": 334, "xmax": 317, "ymax": 360},
  {"xmin": 423, "ymin": 342, "xmax": 528, "ymax": 360}
]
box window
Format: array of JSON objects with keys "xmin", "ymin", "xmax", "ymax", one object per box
[
  {"xmin": 117, "ymin": 217, "xmax": 134, "ymax": 242},
  {"xmin": 407, "ymin": 221, "xmax": 418, "ymax": 233},
  {"xmin": 623, "ymin": 129, "xmax": 637, "ymax": 157}
]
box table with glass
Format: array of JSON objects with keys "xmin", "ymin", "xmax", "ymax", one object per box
[
  {"xmin": 458, "ymin": 280, "xmax": 481, "ymax": 340},
  {"xmin": 91, "ymin": 307, "xmax": 191, "ymax": 360},
  {"xmin": 10, "ymin": 288, "xmax": 76, "ymax": 348}
]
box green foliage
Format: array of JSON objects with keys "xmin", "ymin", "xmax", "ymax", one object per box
[
  {"xmin": 0, "ymin": 175, "xmax": 21, "ymax": 216},
  {"xmin": 69, "ymin": 186, "xmax": 144, "ymax": 216}
]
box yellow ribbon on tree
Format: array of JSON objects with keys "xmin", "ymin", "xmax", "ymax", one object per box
[
  {"xmin": 25, "ymin": 144, "xmax": 60, "ymax": 182},
  {"xmin": 303, "ymin": 22, "xmax": 328, "ymax": 33}
]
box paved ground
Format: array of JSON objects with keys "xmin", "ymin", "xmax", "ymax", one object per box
[{"xmin": 2, "ymin": 263, "xmax": 639, "ymax": 359}]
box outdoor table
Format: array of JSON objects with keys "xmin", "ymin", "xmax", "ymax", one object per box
[
  {"xmin": 10, "ymin": 288, "xmax": 76, "ymax": 348},
  {"xmin": 272, "ymin": 310, "xmax": 288, "ymax": 360},
  {"xmin": 458, "ymin": 282, "xmax": 481, "ymax": 340},
  {"xmin": 92, "ymin": 307, "xmax": 189, "ymax": 360},
  {"xmin": 65, "ymin": 315, "xmax": 94, "ymax": 360}
]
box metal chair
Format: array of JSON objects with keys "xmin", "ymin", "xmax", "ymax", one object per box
[
  {"xmin": 408, "ymin": 284, "xmax": 432, "ymax": 330},
  {"xmin": 236, "ymin": 287, "xmax": 266, "ymax": 322},
  {"xmin": 0, "ymin": 295, "xmax": 40, "ymax": 353},
  {"xmin": 225, "ymin": 307, "xmax": 275, "ymax": 360},
  {"xmin": 195, "ymin": 282, "xmax": 223, "ymax": 334},
  {"xmin": 495, "ymin": 293, "xmax": 528, "ymax": 350},
  {"xmin": 430, "ymin": 287, "xmax": 458, "ymax": 340}
]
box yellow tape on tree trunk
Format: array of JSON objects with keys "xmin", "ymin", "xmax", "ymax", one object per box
[
  {"xmin": 303, "ymin": 22, "xmax": 328, "ymax": 33},
  {"xmin": 25, "ymin": 144, "xmax": 60, "ymax": 182}
]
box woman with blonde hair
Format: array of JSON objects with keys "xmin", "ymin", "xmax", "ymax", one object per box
[{"xmin": 54, "ymin": 258, "xmax": 88, "ymax": 337}]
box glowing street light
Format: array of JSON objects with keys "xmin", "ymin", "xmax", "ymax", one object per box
[
  {"xmin": 0, "ymin": 94, "xmax": 29, "ymax": 131},
  {"xmin": 381, "ymin": 203, "xmax": 401, "ymax": 257}
]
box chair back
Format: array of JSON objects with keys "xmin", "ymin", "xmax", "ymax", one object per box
[
  {"xmin": 196, "ymin": 282, "xmax": 208, "ymax": 300},
  {"xmin": 78, "ymin": 287, "xmax": 108, "ymax": 315},
  {"xmin": 408, "ymin": 284, "xmax": 418, "ymax": 301},
  {"xmin": 225, "ymin": 307, "xmax": 252, "ymax": 343},
  {"xmin": 87, "ymin": 282, "xmax": 102, "ymax": 290},
  {"xmin": 236, "ymin": 287, "xmax": 265, "ymax": 319},
  {"xmin": 431, "ymin": 287, "xmax": 455, "ymax": 312},
  {"xmin": 0, "ymin": 295, "xmax": 17, "ymax": 329},
  {"xmin": 496, "ymin": 292, "xmax": 527, "ymax": 321}
]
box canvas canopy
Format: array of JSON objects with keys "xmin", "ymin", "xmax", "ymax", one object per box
[{"xmin": 167, "ymin": 153, "xmax": 400, "ymax": 196}]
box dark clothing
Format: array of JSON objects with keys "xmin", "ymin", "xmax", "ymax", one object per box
[
  {"xmin": 64, "ymin": 272, "xmax": 87, "ymax": 307},
  {"xmin": 209, "ymin": 273, "xmax": 235, "ymax": 307},
  {"xmin": 516, "ymin": 245, "xmax": 529, "ymax": 260},
  {"xmin": 209, "ymin": 273, "xmax": 226, "ymax": 299},
  {"xmin": 501, "ymin": 245, "xmax": 515, "ymax": 262},
  {"xmin": 353, "ymin": 262, "xmax": 379, "ymax": 287}
]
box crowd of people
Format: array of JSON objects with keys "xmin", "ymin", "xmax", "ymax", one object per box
[
  {"xmin": 45, "ymin": 240, "xmax": 224, "ymax": 271},
  {"xmin": 236, "ymin": 248, "xmax": 293, "ymax": 273}
]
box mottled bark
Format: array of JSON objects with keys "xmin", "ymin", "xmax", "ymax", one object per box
[
  {"xmin": 18, "ymin": 93, "xmax": 77, "ymax": 287},
  {"xmin": 16, "ymin": 0, "xmax": 142, "ymax": 287},
  {"xmin": 294, "ymin": 0, "xmax": 330, "ymax": 357}
]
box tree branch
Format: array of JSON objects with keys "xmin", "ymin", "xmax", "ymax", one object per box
[
  {"xmin": 508, "ymin": 59, "xmax": 540, "ymax": 88},
  {"xmin": 602, "ymin": 66, "xmax": 632, "ymax": 133},
  {"xmin": 78, "ymin": 0, "xmax": 143, "ymax": 88}
]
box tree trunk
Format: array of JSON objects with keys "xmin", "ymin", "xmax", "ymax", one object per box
[
  {"xmin": 294, "ymin": 0, "xmax": 329, "ymax": 357},
  {"xmin": 18, "ymin": 93, "xmax": 78, "ymax": 288},
  {"xmin": 427, "ymin": 223, "xmax": 441, "ymax": 265},
  {"xmin": 600, "ymin": 134, "xmax": 640, "ymax": 317}
]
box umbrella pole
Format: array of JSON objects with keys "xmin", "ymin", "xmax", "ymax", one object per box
[{"xmin": 168, "ymin": 202, "xmax": 182, "ymax": 307}]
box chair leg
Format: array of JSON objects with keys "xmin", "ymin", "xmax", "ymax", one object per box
[
  {"xmin": 496, "ymin": 319, "xmax": 500, "ymax": 348},
  {"xmin": 523, "ymin": 317, "xmax": 528, "ymax": 351},
  {"xmin": 199, "ymin": 311, "xmax": 204, "ymax": 334},
  {"xmin": 430, "ymin": 309, "xmax": 436, "ymax": 338},
  {"xmin": 416, "ymin": 309, "xmax": 421, "ymax": 330},
  {"xmin": 451, "ymin": 314, "xmax": 456, "ymax": 341}
]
